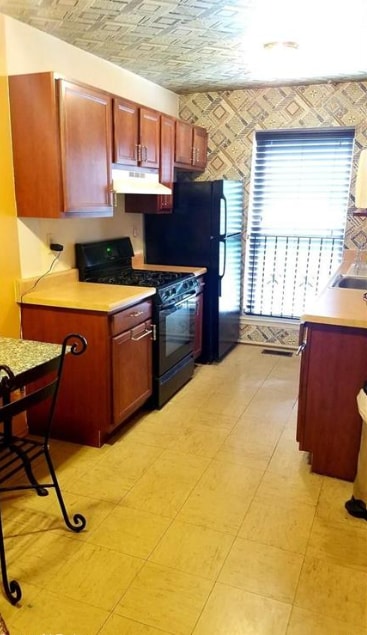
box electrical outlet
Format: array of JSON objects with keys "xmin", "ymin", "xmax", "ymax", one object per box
[
  {"xmin": 46, "ymin": 233, "xmax": 54, "ymax": 248},
  {"xmin": 133, "ymin": 224, "xmax": 138, "ymax": 238}
]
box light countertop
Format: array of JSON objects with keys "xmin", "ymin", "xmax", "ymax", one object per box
[
  {"xmin": 17, "ymin": 265, "xmax": 206, "ymax": 313},
  {"xmin": 301, "ymin": 250, "xmax": 367, "ymax": 328}
]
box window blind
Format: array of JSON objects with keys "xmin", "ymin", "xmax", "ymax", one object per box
[{"xmin": 245, "ymin": 127, "xmax": 355, "ymax": 319}]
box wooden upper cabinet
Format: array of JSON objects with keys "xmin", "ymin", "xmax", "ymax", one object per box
[
  {"xmin": 124, "ymin": 113, "xmax": 175, "ymax": 214},
  {"xmin": 113, "ymin": 97, "xmax": 160, "ymax": 168},
  {"xmin": 175, "ymin": 120, "xmax": 193, "ymax": 166},
  {"xmin": 8, "ymin": 72, "xmax": 113, "ymax": 218},
  {"xmin": 192, "ymin": 125, "xmax": 208, "ymax": 169},
  {"xmin": 174, "ymin": 120, "xmax": 208, "ymax": 170},
  {"xmin": 59, "ymin": 80, "xmax": 113, "ymax": 215}
]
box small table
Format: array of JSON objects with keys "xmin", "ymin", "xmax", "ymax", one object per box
[{"xmin": 0, "ymin": 337, "xmax": 63, "ymax": 392}]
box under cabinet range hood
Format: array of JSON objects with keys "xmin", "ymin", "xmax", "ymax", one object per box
[{"xmin": 112, "ymin": 169, "xmax": 171, "ymax": 195}]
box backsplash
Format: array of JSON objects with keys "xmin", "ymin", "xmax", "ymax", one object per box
[{"xmin": 179, "ymin": 80, "xmax": 367, "ymax": 347}]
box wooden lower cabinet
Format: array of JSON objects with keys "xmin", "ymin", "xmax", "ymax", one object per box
[
  {"xmin": 21, "ymin": 299, "xmax": 153, "ymax": 447},
  {"xmin": 297, "ymin": 322, "xmax": 367, "ymax": 481}
]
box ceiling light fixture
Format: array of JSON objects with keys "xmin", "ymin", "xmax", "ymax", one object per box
[{"xmin": 263, "ymin": 41, "xmax": 299, "ymax": 51}]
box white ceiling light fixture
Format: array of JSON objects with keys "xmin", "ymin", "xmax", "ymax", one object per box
[{"xmin": 263, "ymin": 41, "xmax": 299, "ymax": 51}]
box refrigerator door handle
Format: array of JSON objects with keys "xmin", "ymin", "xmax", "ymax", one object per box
[
  {"xmin": 219, "ymin": 237, "xmax": 227, "ymax": 294},
  {"xmin": 219, "ymin": 196, "xmax": 228, "ymax": 239}
]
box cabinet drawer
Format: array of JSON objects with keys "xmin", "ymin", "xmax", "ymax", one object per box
[{"xmin": 110, "ymin": 300, "xmax": 152, "ymax": 336}]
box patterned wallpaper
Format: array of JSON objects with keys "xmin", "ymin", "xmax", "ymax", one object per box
[{"xmin": 179, "ymin": 80, "xmax": 367, "ymax": 348}]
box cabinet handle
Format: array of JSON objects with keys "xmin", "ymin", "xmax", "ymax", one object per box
[
  {"xmin": 296, "ymin": 342, "xmax": 306, "ymax": 355},
  {"xmin": 191, "ymin": 146, "xmax": 196, "ymax": 164},
  {"xmin": 142, "ymin": 145, "xmax": 148, "ymax": 161},
  {"xmin": 296, "ymin": 323, "xmax": 308, "ymax": 355},
  {"xmin": 136, "ymin": 144, "xmax": 141, "ymax": 162},
  {"xmin": 129, "ymin": 311, "xmax": 144, "ymax": 317},
  {"xmin": 131, "ymin": 328, "xmax": 153, "ymax": 341}
]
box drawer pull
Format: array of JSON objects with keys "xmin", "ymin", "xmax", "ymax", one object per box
[
  {"xmin": 296, "ymin": 342, "xmax": 306, "ymax": 355},
  {"xmin": 131, "ymin": 328, "xmax": 152, "ymax": 342},
  {"xmin": 129, "ymin": 311, "xmax": 144, "ymax": 318}
]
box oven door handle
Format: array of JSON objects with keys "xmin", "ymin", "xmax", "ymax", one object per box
[
  {"xmin": 162, "ymin": 292, "xmax": 197, "ymax": 312},
  {"xmin": 131, "ymin": 328, "xmax": 153, "ymax": 342}
]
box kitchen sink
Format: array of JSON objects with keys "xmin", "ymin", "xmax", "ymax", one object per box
[{"xmin": 330, "ymin": 274, "xmax": 367, "ymax": 290}]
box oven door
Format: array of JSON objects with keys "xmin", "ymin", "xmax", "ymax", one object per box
[{"xmin": 156, "ymin": 292, "xmax": 196, "ymax": 376}]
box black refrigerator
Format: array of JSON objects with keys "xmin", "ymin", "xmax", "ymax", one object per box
[{"xmin": 144, "ymin": 179, "xmax": 244, "ymax": 363}]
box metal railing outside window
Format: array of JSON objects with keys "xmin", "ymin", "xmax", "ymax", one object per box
[
  {"xmin": 245, "ymin": 128, "xmax": 355, "ymax": 319},
  {"xmin": 245, "ymin": 234, "xmax": 343, "ymax": 318}
]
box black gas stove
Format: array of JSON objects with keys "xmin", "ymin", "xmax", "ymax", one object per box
[
  {"xmin": 75, "ymin": 237, "xmax": 198, "ymax": 409},
  {"xmin": 75, "ymin": 237, "xmax": 198, "ymax": 306}
]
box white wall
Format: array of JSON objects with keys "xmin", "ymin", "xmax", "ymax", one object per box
[{"xmin": 3, "ymin": 15, "xmax": 179, "ymax": 278}]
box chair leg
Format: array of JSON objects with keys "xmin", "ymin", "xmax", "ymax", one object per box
[
  {"xmin": 0, "ymin": 504, "xmax": 22, "ymax": 605},
  {"xmin": 9, "ymin": 444, "xmax": 48, "ymax": 497},
  {"xmin": 44, "ymin": 447, "xmax": 86, "ymax": 533}
]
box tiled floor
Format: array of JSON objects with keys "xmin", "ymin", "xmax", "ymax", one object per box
[{"xmin": 1, "ymin": 344, "xmax": 367, "ymax": 634}]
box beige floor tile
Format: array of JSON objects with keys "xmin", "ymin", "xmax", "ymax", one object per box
[
  {"xmin": 149, "ymin": 519, "xmax": 234, "ymax": 579},
  {"xmin": 0, "ymin": 581, "xmax": 41, "ymax": 627},
  {"xmin": 87, "ymin": 505, "xmax": 171, "ymax": 558},
  {"xmin": 214, "ymin": 418, "xmax": 280, "ymax": 471},
  {"xmin": 178, "ymin": 459, "xmax": 263, "ymax": 534},
  {"xmin": 169, "ymin": 424, "xmax": 229, "ymax": 458},
  {"xmin": 192, "ymin": 582, "xmax": 291, "ymax": 635},
  {"xmin": 122, "ymin": 450, "xmax": 210, "ymax": 518},
  {"xmin": 295, "ymin": 555, "xmax": 367, "ymax": 626},
  {"xmin": 52, "ymin": 541, "xmax": 144, "ymax": 610},
  {"xmin": 267, "ymin": 442, "xmax": 312, "ymax": 476},
  {"xmin": 214, "ymin": 444, "xmax": 272, "ymax": 472},
  {"xmin": 256, "ymin": 469, "xmax": 323, "ymax": 507},
  {"xmin": 185, "ymin": 409, "xmax": 238, "ymax": 432},
  {"xmin": 243, "ymin": 386, "xmax": 297, "ymax": 422},
  {"xmin": 307, "ymin": 516, "xmax": 367, "ymax": 572},
  {"xmin": 286, "ymin": 606, "xmax": 367, "ymax": 635},
  {"xmin": 3, "ymin": 586, "xmax": 109, "ymax": 635},
  {"xmin": 3, "ymin": 509, "xmax": 85, "ymax": 589},
  {"xmin": 60, "ymin": 461, "xmax": 131, "ymax": 504},
  {"xmin": 45, "ymin": 492, "xmax": 118, "ymax": 539},
  {"xmin": 231, "ymin": 414, "xmax": 285, "ymax": 444},
  {"xmin": 116, "ymin": 561, "xmax": 212, "ymax": 635},
  {"xmin": 219, "ymin": 537, "xmax": 303, "ymax": 603},
  {"xmin": 198, "ymin": 389, "xmax": 252, "ymax": 418},
  {"xmin": 239, "ymin": 497, "xmax": 315, "ymax": 554},
  {"xmin": 85, "ymin": 439, "xmax": 164, "ymax": 489},
  {"xmin": 316, "ymin": 475, "xmax": 358, "ymax": 524},
  {"xmin": 99, "ymin": 613, "xmax": 172, "ymax": 634}
]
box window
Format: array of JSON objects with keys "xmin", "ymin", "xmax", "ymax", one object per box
[{"xmin": 244, "ymin": 128, "xmax": 355, "ymax": 319}]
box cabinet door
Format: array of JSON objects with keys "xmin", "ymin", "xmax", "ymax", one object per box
[
  {"xmin": 158, "ymin": 114, "xmax": 175, "ymax": 212},
  {"xmin": 297, "ymin": 322, "xmax": 367, "ymax": 481},
  {"xmin": 140, "ymin": 107, "xmax": 160, "ymax": 168},
  {"xmin": 175, "ymin": 120, "xmax": 193, "ymax": 166},
  {"xmin": 59, "ymin": 80, "xmax": 113, "ymax": 215},
  {"xmin": 9, "ymin": 72, "xmax": 63, "ymax": 218},
  {"xmin": 113, "ymin": 97, "xmax": 139, "ymax": 165},
  {"xmin": 193, "ymin": 126, "xmax": 208, "ymax": 169},
  {"xmin": 112, "ymin": 319, "xmax": 153, "ymax": 425}
]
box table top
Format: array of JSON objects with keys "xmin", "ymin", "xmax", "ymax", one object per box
[{"xmin": 0, "ymin": 337, "xmax": 62, "ymax": 381}]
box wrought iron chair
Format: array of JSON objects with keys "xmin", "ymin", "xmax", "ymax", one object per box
[{"xmin": 0, "ymin": 333, "xmax": 87, "ymax": 604}]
